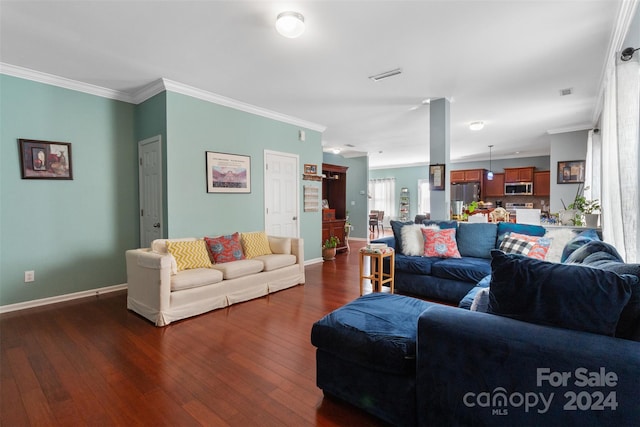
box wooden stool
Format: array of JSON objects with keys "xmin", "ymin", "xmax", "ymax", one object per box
[{"xmin": 359, "ymin": 247, "xmax": 395, "ymax": 295}]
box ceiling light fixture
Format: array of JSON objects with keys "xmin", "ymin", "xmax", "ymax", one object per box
[
  {"xmin": 369, "ymin": 68, "xmax": 403, "ymax": 82},
  {"xmin": 276, "ymin": 11, "xmax": 305, "ymax": 38},
  {"xmin": 487, "ymin": 145, "xmax": 494, "ymax": 181},
  {"xmin": 332, "ymin": 148, "xmax": 341, "ymax": 154},
  {"xmin": 621, "ymin": 46, "xmax": 639, "ymax": 61},
  {"xmin": 469, "ymin": 121, "xmax": 484, "ymax": 131}
]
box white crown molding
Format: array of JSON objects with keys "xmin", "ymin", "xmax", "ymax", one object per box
[
  {"xmin": 1, "ymin": 63, "xmax": 327, "ymax": 133},
  {"xmin": 0, "ymin": 62, "xmax": 134, "ymax": 103},
  {"xmin": 546, "ymin": 124, "xmax": 593, "ymax": 135},
  {"xmin": 0, "ymin": 283, "xmax": 127, "ymax": 314},
  {"xmin": 592, "ymin": 0, "xmax": 639, "ymax": 123},
  {"xmin": 159, "ymin": 78, "xmax": 326, "ymax": 132}
]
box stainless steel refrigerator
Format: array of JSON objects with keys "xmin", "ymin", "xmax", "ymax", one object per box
[{"xmin": 451, "ymin": 182, "xmax": 480, "ymax": 206}]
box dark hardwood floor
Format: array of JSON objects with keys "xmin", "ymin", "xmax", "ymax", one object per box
[{"xmin": 1, "ymin": 240, "xmax": 394, "ymax": 426}]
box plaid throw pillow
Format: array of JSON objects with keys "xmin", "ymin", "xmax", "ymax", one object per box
[{"xmin": 499, "ymin": 235, "xmax": 535, "ymax": 255}]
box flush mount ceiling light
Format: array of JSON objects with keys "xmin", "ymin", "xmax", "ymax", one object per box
[
  {"xmin": 276, "ymin": 11, "xmax": 305, "ymax": 38},
  {"xmin": 332, "ymin": 148, "xmax": 341, "ymax": 154},
  {"xmin": 469, "ymin": 121, "xmax": 485, "ymax": 131},
  {"xmin": 369, "ymin": 68, "xmax": 403, "ymax": 82}
]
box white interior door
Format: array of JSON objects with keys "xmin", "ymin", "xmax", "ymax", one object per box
[
  {"xmin": 139, "ymin": 135, "xmax": 163, "ymax": 247},
  {"xmin": 264, "ymin": 150, "xmax": 299, "ymax": 237}
]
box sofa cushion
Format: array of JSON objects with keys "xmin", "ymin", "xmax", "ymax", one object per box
[
  {"xmin": 459, "ymin": 274, "xmax": 491, "ymax": 309},
  {"xmin": 456, "ymin": 223, "xmax": 498, "ymax": 259},
  {"xmin": 496, "ymin": 222, "xmax": 546, "ymax": 248},
  {"xmin": 401, "ymin": 224, "xmax": 426, "ymax": 256},
  {"xmin": 166, "ymin": 240, "xmax": 212, "ymax": 271},
  {"xmin": 431, "ymin": 257, "xmax": 491, "ymax": 283},
  {"xmin": 561, "ymin": 228, "xmax": 600, "ymax": 262},
  {"xmin": 488, "ymin": 250, "xmax": 635, "ymax": 337},
  {"xmin": 311, "ymin": 293, "xmax": 433, "ymax": 375},
  {"xmin": 170, "ymin": 268, "xmax": 224, "ymax": 291},
  {"xmin": 390, "ymin": 220, "xmax": 416, "ymax": 255},
  {"xmin": 241, "ymin": 231, "xmax": 273, "ymax": 258},
  {"xmin": 211, "ymin": 259, "xmax": 264, "ymax": 279},
  {"xmin": 253, "ymin": 254, "xmax": 297, "ymax": 271},
  {"xmin": 204, "ymin": 232, "xmax": 245, "ymax": 263},
  {"xmin": 395, "ymin": 254, "xmax": 438, "ymax": 275},
  {"xmin": 507, "ymin": 232, "xmax": 552, "ymax": 260},
  {"xmin": 421, "ymin": 228, "xmax": 461, "ymax": 258},
  {"xmin": 268, "ymin": 236, "xmax": 291, "ymax": 254}
]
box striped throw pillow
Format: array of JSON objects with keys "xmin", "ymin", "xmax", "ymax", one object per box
[
  {"xmin": 166, "ymin": 240, "xmax": 212, "ymax": 271},
  {"xmin": 241, "ymin": 231, "xmax": 273, "ymax": 258}
]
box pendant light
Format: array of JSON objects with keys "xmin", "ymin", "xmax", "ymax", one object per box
[{"xmin": 487, "ymin": 145, "xmax": 494, "ymax": 181}]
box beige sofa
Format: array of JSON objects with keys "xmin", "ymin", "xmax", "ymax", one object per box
[{"xmin": 126, "ymin": 235, "xmax": 305, "ymax": 326}]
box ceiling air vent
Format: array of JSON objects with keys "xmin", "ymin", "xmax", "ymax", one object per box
[
  {"xmin": 559, "ymin": 88, "xmax": 573, "ymax": 96},
  {"xmin": 345, "ymin": 144, "xmax": 355, "ymax": 148},
  {"xmin": 369, "ymin": 68, "xmax": 402, "ymax": 82}
]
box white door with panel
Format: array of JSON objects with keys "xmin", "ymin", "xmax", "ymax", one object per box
[
  {"xmin": 264, "ymin": 150, "xmax": 299, "ymax": 237},
  {"xmin": 139, "ymin": 135, "xmax": 163, "ymax": 248}
]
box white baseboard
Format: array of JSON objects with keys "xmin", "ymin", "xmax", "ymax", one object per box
[
  {"xmin": 0, "ymin": 283, "xmax": 128, "ymax": 314},
  {"xmin": 305, "ymin": 258, "xmax": 324, "ymax": 266}
]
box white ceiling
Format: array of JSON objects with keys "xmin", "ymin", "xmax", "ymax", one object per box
[{"xmin": 0, "ymin": 1, "xmax": 624, "ymax": 168}]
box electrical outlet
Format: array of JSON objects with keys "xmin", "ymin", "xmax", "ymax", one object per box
[{"xmin": 24, "ymin": 270, "xmax": 35, "ymax": 283}]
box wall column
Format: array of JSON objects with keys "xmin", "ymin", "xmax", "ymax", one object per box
[{"xmin": 429, "ymin": 98, "xmax": 451, "ymax": 220}]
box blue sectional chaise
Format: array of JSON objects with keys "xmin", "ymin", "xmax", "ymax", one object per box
[
  {"xmin": 372, "ymin": 220, "xmax": 547, "ymax": 303},
  {"xmin": 311, "ymin": 240, "xmax": 640, "ymax": 426}
]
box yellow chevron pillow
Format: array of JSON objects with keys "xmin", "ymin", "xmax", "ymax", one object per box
[
  {"xmin": 241, "ymin": 231, "xmax": 273, "ymax": 258},
  {"xmin": 166, "ymin": 240, "xmax": 212, "ymax": 271}
]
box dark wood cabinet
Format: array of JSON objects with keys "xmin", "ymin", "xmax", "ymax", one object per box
[
  {"xmin": 504, "ymin": 167, "xmax": 534, "ymax": 183},
  {"xmin": 322, "ymin": 163, "xmax": 348, "ymax": 252},
  {"xmin": 533, "ymin": 171, "xmax": 550, "ymax": 196},
  {"xmin": 451, "ymin": 169, "xmax": 484, "ymax": 183},
  {"xmin": 483, "ymin": 172, "xmax": 505, "ymax": 197}
]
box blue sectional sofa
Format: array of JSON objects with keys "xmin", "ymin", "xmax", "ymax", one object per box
[
  {"xmin": 372, "ymin": 220, "xmax": 548, "ymax": 303},
  {"xmin": 311, "ymin": 240, "xmax": 640, "ymax": 426}
]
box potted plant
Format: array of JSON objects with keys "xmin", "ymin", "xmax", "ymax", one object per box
[
  {"xmin": 566, "ymin": 185, "xmax": 600, "ymax": 227},
  {"xmin": 322, "ymin": 236, "xmax": 340, "ymax": 261}
]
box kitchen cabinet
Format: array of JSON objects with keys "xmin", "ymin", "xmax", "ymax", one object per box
[
  {"xmin": 483, "ymin": 172, "xmax": 505, "ymax": 197},
  {"xmin": 451, "ymin": 169, "xmax": 483, "ymax": 183},
  {"xmin": 533, "ymin": 171, "xmax": 550, "ymax": 196},
  {"xmin": 504, "ymin": 167, "xmax": 534, "ymax": 183}
]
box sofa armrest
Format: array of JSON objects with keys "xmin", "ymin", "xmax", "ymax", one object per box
[
  {"xmin": 416, "ymin": 305, "xmax": 640, "ymax": 426},
  {"xmin": 125, "ymin": 249, "xmax": 173, "ymax": 324}
]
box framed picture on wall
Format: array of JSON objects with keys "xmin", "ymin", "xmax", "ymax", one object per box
[
  {"xmin": 557, "ymin": 160, "xmax": 585, "ymax": 184},
  {"xmin": 304, "ymin": 164, "xmax": 317, "ymax": 174},
  {"xmin": 429, "ymin": 164, "xmax": 445, "ymax": 191},
  {"xmin": 18, "ymin": 139, "xmax": 73, "ymax": 180},
  {"xmin": 206, "ymin": 151, "xmax": 251, "ymax": 193}
]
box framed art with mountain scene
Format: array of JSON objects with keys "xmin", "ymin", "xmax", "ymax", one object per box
[
  {"xmin": 19, "ymin": 139, "xmax": 73, "ymax": 180},
  {"xmin": 206, "ymin": 151, "xmax": 251, "ymax": 193}
]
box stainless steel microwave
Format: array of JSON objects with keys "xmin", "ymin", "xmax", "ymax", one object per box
[{"xmin": 504, "ymin": 182, "xmax": 533, "ymax": 195}]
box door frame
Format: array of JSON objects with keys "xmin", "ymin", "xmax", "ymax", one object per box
[
  {"xmin": 138, "ymin": 135, "xmax": 164, "ymax": 247},
  {"xmin": 263, "ymin": 149, "xmax": 300, "ymax": 238}
]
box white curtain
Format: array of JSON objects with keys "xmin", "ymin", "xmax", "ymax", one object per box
[
  {"xmin": 599, "ymin": 56, "xmax": 639, "ymax": 262},
  {"xmin": 584, "ymin": 130, "xmax": 601, "ymax": 202},
  {"xmin": 368, "ymin": 178, "xmax": 396, "ymax": 221},
  {"xmin": 418, "ymin": 179, "xmax": 431, "ymax": 215}
]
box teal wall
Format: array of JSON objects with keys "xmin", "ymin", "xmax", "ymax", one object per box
[
  {"xmin": 0, "ymin": 76, "xmax": 323, "ymax": 306},
  {"xmin": 165, "ymin": 92, "xmax": 323, "ymax": 256},
  {"xmin": 369, "ymin": 165, "xmax": 430, "ymax": 221},
  {"xmin": 0, "ymin": 75, "xmax": 138, "ymax": 306},
  {"xmin": 322, "ymin": 153, "xmax": 369, "ymax": 239}
]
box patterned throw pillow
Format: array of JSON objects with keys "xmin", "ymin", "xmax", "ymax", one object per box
[
  {"xmin": 509, "ymin": 232, "xmax": 552, "ymax": 260},
  {"xmin": 241, "ymin": 231, "xmax": 273, "ymax": 258},
  {"xmin": 499, "ymin": 235, "xmax": 535, "ymax": 256},
  {"xmin": 421, "ymin": 228, "xmax": 461, "ymax": 258},
  {"xmin": 166, "ymin": 240, "xmax": 212, "ymax": 271},
  {"xmin": 204, "ymin": 233, "xmax": 245, "ymax": 263}
]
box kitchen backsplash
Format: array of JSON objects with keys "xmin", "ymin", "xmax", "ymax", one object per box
[{"xmin": 483, "ymin": 196, "xmax": 550, "ymax": 212}]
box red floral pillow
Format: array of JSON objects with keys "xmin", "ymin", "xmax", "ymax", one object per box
[
  {"xmin": 204, "ymin": 232, "xmax": 245, "ymax": 263},
  {"xmin": 509, "ymin": 232, "xmax": 551, "ymax": 260},
  {"xmin": 421, "ymin": 228, "xmax": 461, "ymax": 258}
]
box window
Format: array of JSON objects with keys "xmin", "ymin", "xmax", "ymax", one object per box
[
  {"xmin": 418, "ymin": 179, "xmax": 430, "ymax": 215},
  {"xmin": 368, "ymin": 178, "xmax": 396, "ymax": 219}
]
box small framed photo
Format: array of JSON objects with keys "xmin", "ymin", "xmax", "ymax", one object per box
[
  {"xmin": 304, "ymin": 164, "xmax": 317, "ymax": 174},
  {"xmin": 557, "ymin": 160, "xmax": 585, "ymax": 184},
  {"xmin": 18, "ymin": 139, "xmax": 73, "ymax": 180},
  {"xmin": 429, "ymin": 164, "xmax": 445, "ymax": 191},
  {"xmin": 206, "ymin": 151, "xmax": 251, "ymax": 193}
]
